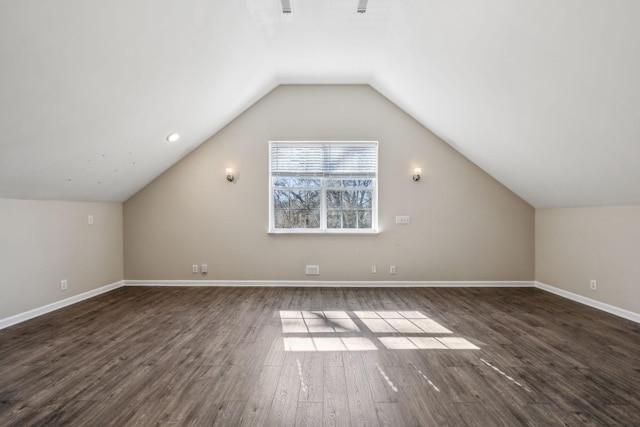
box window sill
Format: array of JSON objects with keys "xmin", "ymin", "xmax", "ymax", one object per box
[{"xmin": 268, "ymin": 229, "xmax": 379, "ymax": 235}]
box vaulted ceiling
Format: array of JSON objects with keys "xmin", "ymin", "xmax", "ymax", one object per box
[{"xmin": 1, "ymin": 1, "xmax": 639, "ymax": 207}]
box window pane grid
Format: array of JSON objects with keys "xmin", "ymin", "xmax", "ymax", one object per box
[{"xmin": 270, "ymin": 141, "xmax": 378, "ymax": 233}]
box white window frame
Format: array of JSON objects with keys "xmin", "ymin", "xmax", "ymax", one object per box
[{"xmin": 269, "ymin": 141, "xmax": 379, "ymax": 234}]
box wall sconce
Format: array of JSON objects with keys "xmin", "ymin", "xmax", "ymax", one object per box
[
  {"xmin": 413, "ymin": 167, "xmax": 422, "ymax": 181},
  {"xmin": 226, "ymin": 168, "xmax": 235, "ymax": 182}
]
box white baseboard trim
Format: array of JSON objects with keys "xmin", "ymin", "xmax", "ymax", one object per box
[
  {"xmin": 0, "ymin": 280, "xmax": 125, "ymax": 330},
  {"xmin": 125, "ymin": 280, "xmax": 535, "ymax": 288},
  {"xmin": 535, "ymin": 281, "xmax": 639, "ymax": 324}
]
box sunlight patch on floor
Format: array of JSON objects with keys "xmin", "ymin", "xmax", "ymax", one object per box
[
  {"xmin": 279, "ymin": 310, "xmax": 479, "ymax": 352},
  {"xmin": 283, "ymin": 337, "xmax": 377, "ymax": 352}
]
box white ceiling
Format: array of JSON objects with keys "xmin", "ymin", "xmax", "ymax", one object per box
[{"xmin": 1, "ymin": 0, "xmax": 639, "ymax": 207}]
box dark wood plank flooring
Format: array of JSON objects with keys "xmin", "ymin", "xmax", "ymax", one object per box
[{"xmin": 1, "ymin": 286, "xmax": 639, "ymax": 426}]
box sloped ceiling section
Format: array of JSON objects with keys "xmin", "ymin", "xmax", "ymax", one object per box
[
  {"xmin": 0, "ymin": 0, "xmax": 278, "ymax": 201},
  {"xmin": 1, "ymin": 0, "xmax": 639, "ymax": 207}
]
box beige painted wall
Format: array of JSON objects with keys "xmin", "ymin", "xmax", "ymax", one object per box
[
  {"xmin": 536, "ymin": 206, "xmax": 640, "ymax": 314},
  {"xmin": 0, "ymin": 199, "xmax": 123, "ymax": 319},
  {"xmin": 124, "ymin": 85, "xmax": 534, "ymax": 282}
]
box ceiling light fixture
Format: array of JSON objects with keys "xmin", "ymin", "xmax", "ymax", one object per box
[
  {"xmin": 281, "ymin": 0, "xmax": 292, "ymax": 14},
  {"xmin": 166, "ymin": 133, "xmax": 180, "ymax": 142},
  {"xmin": 357, "ymin": 0, "xmax": 368, "ymax": 13}
]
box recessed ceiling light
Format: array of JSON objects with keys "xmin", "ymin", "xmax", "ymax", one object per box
[{"xmin": 167, "ymin": 133, "xmax": 180, "ymax": 142}]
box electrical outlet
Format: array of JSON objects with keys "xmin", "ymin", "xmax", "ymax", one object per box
[
  {"xmin": 390, "ymin": 265, "xmax": 396, "ymax": 274},
  {"xmin": 201, "ymin": 264, "xmax": 208, "ymax": 274},
  {"xmin": 305, "ymin": 265, "xmax": 320, "ymax": 275},
  {"xmin": 590, "ymin": 279, "xmax": 597, "ymax": 291},
  {"xmin": 371, "ymin": 265, "xmax": 377, "ymax": 274},
  {"xmin": 60, "ymin": 279, "xmax": 68, "ymax": 291},
  {"xmin": 88, "ymin": 215, "xmax": 94, "ymax": 225},
  {"xmin": 192, "ymin": 264, "xmax": 198, "ymax": 274}
]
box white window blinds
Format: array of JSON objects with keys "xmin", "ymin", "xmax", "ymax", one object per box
[{"xmin": 270, "ymin": 142, "xmax": 377, "ymax": 178}]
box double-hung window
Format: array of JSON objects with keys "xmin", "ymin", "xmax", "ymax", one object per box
[{"xmin": 269, "ymin": 141, "xmax": 378, "ymax": 233}]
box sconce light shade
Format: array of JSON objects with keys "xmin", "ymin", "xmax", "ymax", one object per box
[
  {"xmin": 413, "ymin": 167, "xmax": 422, "ymax": 181},
  {"xmin": 226, "ymin": 168, "xmax": 235, "ymax": 182}
]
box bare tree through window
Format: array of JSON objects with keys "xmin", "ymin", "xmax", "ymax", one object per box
[{"xmin": 270, "ymin": 142, "xmax": 378, "ymax": 233}]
